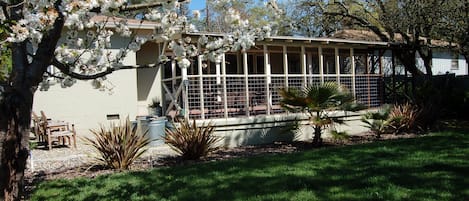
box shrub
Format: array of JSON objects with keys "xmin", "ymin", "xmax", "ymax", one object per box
[
  {"xmin": 388, "ymin": 102, "xmax": 418, "ymax": 134},
  {"xmin": 280, "ymin": 82, "xmax": 362, "ymax": 146},
  {"xmin": 362, "ymin": 103, "xmax": 419, "ymax": 137},
  {"xmin": 85, "ymin": 117, "xmax": 150, "ymax": 170},
  {"xmin": 164, "ymin": 119, "xmax": 220, "ymax": 160},
  {"xmin": 361, "ymin": 105, "xmax": 392, "ymax": 138}
]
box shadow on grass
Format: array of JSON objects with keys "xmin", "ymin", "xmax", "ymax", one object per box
[{"xmin": 32, "ymin": 131, "xmax": 469, "ymax": 201}]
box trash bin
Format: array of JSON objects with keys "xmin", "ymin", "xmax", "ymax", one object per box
[{"xmin": 147, "ymin": 117, "xmax": 167, "ymax": 146}]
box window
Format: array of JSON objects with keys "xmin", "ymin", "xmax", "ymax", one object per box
[{"xmin": 451, "ymin": 53, "xmax": 459, "ymax": 70}]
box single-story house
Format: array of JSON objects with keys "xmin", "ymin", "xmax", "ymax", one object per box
[{"xmin": 33, "ymin": 26, "xmax": 467, "ymax": 147}]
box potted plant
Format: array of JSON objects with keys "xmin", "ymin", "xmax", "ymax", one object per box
[{"xmin": 148, "ymin": 97, "xmax": 162, "ymax": 117}]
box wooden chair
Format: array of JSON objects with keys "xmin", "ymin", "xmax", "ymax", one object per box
[
  {"xmin": 40, "ymin": 111, "xmax": 77, "ymax": 150},
  {"xmin": 31, "ymin": 112, "xmax": 45, "ymax": 142}
]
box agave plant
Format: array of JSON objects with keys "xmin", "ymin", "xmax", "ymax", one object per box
[
  {"xmin": 84, "ymin": 117, "xmax": 150, "ymax": 170},
  {"xmin": 280, "ymin": 82, "xmax": 362, "ymax": 146},
  {"xmin": 164, "ymin": 119, "xmax": 220, "ymax": 160}
]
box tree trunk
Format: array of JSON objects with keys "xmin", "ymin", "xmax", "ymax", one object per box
[
  {"xmin": 0, "ymin": 85, "xmax": 34, "ymax": 201},
  {"xmin": 312, "ymin": 125, "xmax": 323, "ymax": 146},
  {"xmin": 395, "ymin": 48, "xmax": 425, "ymax": 77}
]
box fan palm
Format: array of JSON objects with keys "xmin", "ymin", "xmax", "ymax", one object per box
[{"xmin": 280, "ymin": 82, "xmax": 362, "ymax": 146}]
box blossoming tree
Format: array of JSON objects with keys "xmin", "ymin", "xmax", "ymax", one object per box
[{"xmin": 0, "ymin": 0, "xmax": 281, "ymax": 200}]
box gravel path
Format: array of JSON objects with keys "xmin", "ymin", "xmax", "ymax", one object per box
[{"xmin": 27, "ymin": 139, "xmax": 177, "ymax": 173}]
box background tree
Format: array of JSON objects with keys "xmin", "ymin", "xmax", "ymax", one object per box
[
  {"xmin": 194, "ymin": 0, "xmax": 290, "ymax": 35},
  {"xmin": 0, "ymin": 0, "xmax": 281, "ymax": 200},
  {"xmin": 435, "ymin": 0, "xmax": 469, "ymax": 66},
  {"xmin": 294, "ymin": 0, "xmax": 453, "ymax": 76}
]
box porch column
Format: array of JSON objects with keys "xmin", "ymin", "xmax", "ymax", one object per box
[
  {"xmin": 335, "ymin": 47, "xmax": 340, "ymax": 84},
  {"xmin": 283, "ymin": 45, "xmax": 289, "ymax": 88},
  {"xmin": 264, "ymin": 45, "xmax": 272, "ymax": 115},
  {"xmin": 221, "ymin": 54, "xmax": 228, "ymax": 118},
  {"xmin": 243, "ymin": 51, "xmax": 250, "ymax": 116},
  {"xmin": 198, "ymin": 55, "xmax": 205, "ymax": 119},
  {"xmin": 215, "ymin": 57, "xmax": 222, "ymax": 102},
  {"xmin": 181, "ymin": 66, "xmax": 189, "ymax": 120},
  {"xmin": 301, "ymin": 46, "xmax": 307, "ymax": 87},
  {"xmin": 307, "ymin": 52, "xmax": 313, "ymax": 85},
  {"xmin": 319, "ymin": 46, "xmax": 324, "ymax": 84},
  {"xmin": 351, "ymin": 48, "xmax": 356, "ymax": 98},
  {"xmin": 171, "ymin": 60, "xmax": 176, "ymax": 91}
]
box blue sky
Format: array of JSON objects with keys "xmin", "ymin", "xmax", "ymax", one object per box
[{"xmin": 188, "ymin": 0, "xmax": 206, "ymax": 11}]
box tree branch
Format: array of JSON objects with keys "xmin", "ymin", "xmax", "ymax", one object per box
[
  {"xmin": 89, "ymin": 0, "xmax": 189, "ymax": 13},
  {"xmin": 323, "ymin": 10, "xmax": 390, "ymax": 42},
  {"xmin": 52, "ymin": 58, "xmax": 162, "ymax": 80},
  {"xmin": 25, "ymin": 0, "xmax": 65, "ymax": 87}
]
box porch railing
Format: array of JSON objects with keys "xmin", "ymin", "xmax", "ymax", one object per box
[{"xmin": 162, "ymin": 74, "xmax": 383, "ymax": 120}]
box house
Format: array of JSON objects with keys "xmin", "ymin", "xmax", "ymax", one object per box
[
  {"xmin": 331, "ymin": 29, "xmax": 469, "ymax": 76},
  {"xmin": 34, "ymin": 26, "xmax": 390, "ymax": 146}
]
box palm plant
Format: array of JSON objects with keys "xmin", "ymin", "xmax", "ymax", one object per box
[
  {"xmin": 361, "ymin": 105, "xmax": 392, "ymax": 138},
  {"xmin": 280, "ymin": 82, "xmax": 362, "ymax": 146}
]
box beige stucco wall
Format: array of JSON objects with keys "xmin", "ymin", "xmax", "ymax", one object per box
[{"xmin": 33, "ymin": 52, "xmax": 138, "ymax": 136}]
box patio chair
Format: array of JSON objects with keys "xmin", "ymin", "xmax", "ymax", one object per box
[
  {"xmin": 31, "ymin": 111, "xmax": 45, "ymax": 142},
  {"xmin": 40, "ymin": 111, "xmax": 77, "ymax": 150}
]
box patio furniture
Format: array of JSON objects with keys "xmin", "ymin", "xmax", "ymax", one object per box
[
  {"xmin": 39, "ymin": 111, "xmax": 77, "ymax": 150},
  {"xmin": 31, "ymin": 112, "xmax": 45, "ymax": 142}
]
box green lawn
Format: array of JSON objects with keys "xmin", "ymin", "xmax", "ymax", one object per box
[{"xmin": 31, "ymin": 131, "xmax": 469, "ymax": 201}]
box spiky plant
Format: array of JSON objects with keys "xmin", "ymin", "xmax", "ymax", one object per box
[
  {"xmin": 164, "ymin": 119, "xmax": 220, "ymax": 160},
  {"xmin": 85, "ymin": 117, "xmax": 150, "ymax": 170},
  {"xmin": 388, "ymin": 103, "xmax": 418, "ymax": 134},
  {"xmin": 280, "ymin": 82, "xmax": 362, "ymax": 146}
]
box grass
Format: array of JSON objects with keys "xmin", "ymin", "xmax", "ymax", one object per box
[{"xmin": 31, "ymin": 131, "xmax": 469, "ymax": 201}]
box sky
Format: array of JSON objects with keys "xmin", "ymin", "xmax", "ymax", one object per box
[{"xmin": 188, "ymin": 0, "xmax": 206, "ymax": 11}]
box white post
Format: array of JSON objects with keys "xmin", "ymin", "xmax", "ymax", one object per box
[
  {"xmin": 335, "ymin": 47, "xmax": 340, "ymax": 84},
  {"xmin": 351, "ymin": 48, "xmax": 356, "ymax": 98},
  {"xmin": 198, "ymin": 55, "xmax": 205, "ymax": 119},
  {"xmin": 319, "ymin": 46, "xmax": 324, "ymax": 84},
  {"xmin": 181, "ymin": 66, "xmax": 189, "ymax": 120},
  {"xmin": 301, "ymin": 46, "xmax": 307, "ymax": 87},
  {"xmin": 283, "ymin": 46, "xmax": 289, "ymax": 88},
  {"xmin": 171, "ymin": 60, "xmax": 176, "ymax": 91},
  {"xmin": 221, "ymin": 54, "xmax": 228, "ymax": 118},
  {"xmin": 243, "ymin": 51, "xmax": 250, "ymax": 116},
  {"xmin": 215, "ymin": 57, "xmax": 222, "ymax": 102},
  {"xmin": 264, "ymin": 45, "xmax": 272, "ymax": 115},
  {"xmin": 307, "ymin": 52, "xmax": 313, "ymax": 85}
]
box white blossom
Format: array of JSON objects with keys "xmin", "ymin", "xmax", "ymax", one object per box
[
  {"xmin": 192, "ymin": 10, "xmax": 200, "ymax": 19},
  {"xmin": 1, "ymin": 0, "xmax": 281, "ymax": 90}
]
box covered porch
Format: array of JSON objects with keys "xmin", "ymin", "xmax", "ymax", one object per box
[{"xmin": 161, "ymin": 35, "xmax": 387, "ymax": 120}]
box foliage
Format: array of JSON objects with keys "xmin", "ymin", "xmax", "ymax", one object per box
[
  {"xmin": 0, "ymin": 0, "xmax": 284, "ymax": 198},
  {"xmin": 280, "ymin": 82, "xmax": 362, "ymax": 145},
  {"xmin": 32, "ymin": 130, "xmax": 469, "ymax": 201},
  {"xmin": 294, "ymin": 0, "xmax": 458, "ymax": 76},
  {"xmin": 361, "ymin": 104, "xmax": 392, "ymax": 138},
  {"xmin": 388, "ymin": 102, "xmax": 418, "ymax": 133},
  {"xmin": 362, "ymin": 103, "xmax": 418, "ymax": 137},
  {"xmin": 147, "ymin": 97, "xmax": 160, "ymax": 108},
  {"xmin": 164, "ymin": 119, "xmax": 220, "ymax": 160},
  {"xmin": 84, "ymin": 117, "xmax": 150, "ymax": 170}
]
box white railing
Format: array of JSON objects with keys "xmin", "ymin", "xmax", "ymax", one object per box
[{"xmin": 162, "ymin": 74, "xmax": 383, "ymax": 120}]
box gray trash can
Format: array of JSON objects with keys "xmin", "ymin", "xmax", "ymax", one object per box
[{"xmin": 147, "ymin": 117, "xmax": 167, "ymax": 146}]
